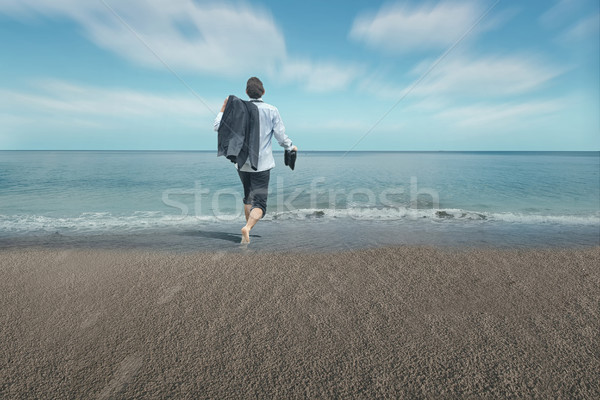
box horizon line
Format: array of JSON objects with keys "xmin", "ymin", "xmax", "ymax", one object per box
[{"xmin": 1, "ymin": 149, "xmax": 599, "ymax": 153}]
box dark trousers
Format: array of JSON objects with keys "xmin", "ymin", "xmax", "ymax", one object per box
[{"xmin": 237, "ymin": 169, "xmax": 270, "ymax": 217}]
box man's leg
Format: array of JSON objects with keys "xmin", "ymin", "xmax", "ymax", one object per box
[
  {"xmin": 238, "ymin": 170, "xmax": 252, "ymax": 223},
  {"xmin": 241, "ymin": 207, "xmax": 263, "ymax": 243},
  {"xmin": 240, "ymin": 170, "xmax": 270, "ymax": 244},
  {"xmin": 244, "ymin": 204, "xmax": 251, "ymax": 222}
]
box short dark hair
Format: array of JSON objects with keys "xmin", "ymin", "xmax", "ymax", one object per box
[{"xmin": 246, "ymin": 77, "xmax": 265, "ymax": 99}]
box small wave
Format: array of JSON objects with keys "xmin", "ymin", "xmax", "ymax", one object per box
[
  {"xmin": 0, "ymin": 213, "xmax": 218, "ymax": 236},
  {"xmin": 0, "ymin": 207, "xmax": 598, "ymax": 236},
  {"xmin": 267, "ymin": 207, "xmax": 599, "ymax": 225},
  {"xmin": 486, "ymin": 212, "xmax": 600, "ymax": 225}
]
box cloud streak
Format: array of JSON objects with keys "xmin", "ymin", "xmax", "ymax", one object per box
[
  {"xmin": 559, "ymin": 13, "xmax": 600, "ymax": 42},
  {"xmin": 350, "ymin": 1, "xmax": 489, "ymax": 53},
  {"xmin": 361, "ymin": 53, "xmax": 564, "ymax": 101},
  {"xmin": 0, "ymin": 80, "xmax": 218, "ymax": 118},
  {"xmin": 434, "ymin": 99, "xmax": 564, "ymax": 128},
  {"xmin": 0, "ymin": 0, "xmax": 360, "ymax": 91},
  {"xmin": 412, "ymin": 55, "xmax": 565, "ymax": 97},
  {"xmin": 278, "ymin": 59, "xmax": 362, "ymax": 92},
  {"xmin": 0, "ymin": 0, "xmax": 285, "ymax": 75},
  {"xmin": 539, "ymin": 0, "xmax": 587, "ymax": 28}
]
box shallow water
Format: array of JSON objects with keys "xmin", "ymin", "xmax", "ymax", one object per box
[{"xmin": 1, "ymin": 150, "xmax": 598, "ymax": 250}]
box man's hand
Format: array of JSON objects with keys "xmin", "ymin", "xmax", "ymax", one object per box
[
  {"xmin": 292, "ymin": 145, "xmax": 298, "ymax": 151},
  {"xmin": 220, "ymin": 97, "xmax": 228, "ymax": 112}
]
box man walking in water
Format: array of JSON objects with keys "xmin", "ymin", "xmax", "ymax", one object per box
[{"xmin": 214, "ymin": 77, "xmax": 297, "ymax": 244}]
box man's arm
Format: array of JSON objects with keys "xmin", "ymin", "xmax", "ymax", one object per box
[
  {"xmin": 213, "ymin": 98, "xmax": 228, "ymax": 132},
  {"xmin": 272, "ymin": 109, "xmax": 296, "ymax": 151},
  {"xmin": 213, "ymin": 112, "xmax": 222, "ymax": 132}
]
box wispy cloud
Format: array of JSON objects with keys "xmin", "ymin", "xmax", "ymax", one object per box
[
  {"xmin": 350, "ymin": 1, "xmax": 492, "ymax": 53},
  {"xmin": 0, "ymin": 80, "xmax": 219, "ymax": 118},
  {"xmin": 278, "ymin": 59, "xmax": 363, "ymax": 92},
  {"xmin": 539, "ymin": 0, "xmax": 587, "ymax": 28},
  {"xmin": 559, "ymin": 13, "xmax": 600, "ymax": 42},
  {"xmin": 434, "ymin": 99, "xmax": 564, "ymax": 128},
  {"xmin": 0, "ymin": 0, "xmax": 285, "ymax": 76},
  {"xmin": 0, "ymin": 0, "xmax": 360, "ymax": 91},
  {"xmin": 293, "ymin": 118, "xmax": 404, "ymax": 133},
  {"xmin": 0, "ymin": 79, "xmax": 216, "ymax": 148},
  {"xmin": 411, "ymin": 54, "xmax": 565, "ymax": 97},
  {"xmin": 360, "ymin": 54, "xmax": 564, "ymax": 100}
]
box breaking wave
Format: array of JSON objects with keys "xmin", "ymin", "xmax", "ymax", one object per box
[{"xmin": 0, "ymin": 207, "xmax": 598, "ymax": 237}]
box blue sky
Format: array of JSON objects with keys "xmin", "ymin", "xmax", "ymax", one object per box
[{"xmin": 0, "ymin": 0, "xmax": 598, "ymax": 151}]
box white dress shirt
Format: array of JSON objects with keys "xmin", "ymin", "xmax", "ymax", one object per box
[{"xmin": 213, "ymin": 98, "xmax": 293, "ymax": 172}]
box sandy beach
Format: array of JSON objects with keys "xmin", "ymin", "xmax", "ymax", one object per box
[{"xmin": 1, "ymin": 246, "xmax": 598, "ymax": 398}]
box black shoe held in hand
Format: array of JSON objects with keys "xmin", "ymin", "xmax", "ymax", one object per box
[{"xmin": 284, "ymin": 150, "xmax": 297, "ymax": 170}]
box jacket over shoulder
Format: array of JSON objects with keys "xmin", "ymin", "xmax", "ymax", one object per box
[{"xmin": 217, "ymin": 95, "xmax": 260, "ymax": 171}]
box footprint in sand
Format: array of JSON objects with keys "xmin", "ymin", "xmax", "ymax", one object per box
[
  {"xmin": 156, "ymin": 285, "xmax": 183, "ymax": 305},
  {"xmin": 211, "ymin": 251, "xmax": 226, "ymax": 261},
  {"xmin": 97, "ymin": 353, "xmax": 143, "ymax": 400},
  {"xmin": 55, "ymin": 249, "xmax": 73, "ymax": 263},
  {"xmin": 80, "ymin": 310, "xmax": 102, "ymax": 329}
]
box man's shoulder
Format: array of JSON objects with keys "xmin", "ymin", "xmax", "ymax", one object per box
[{"xmin": 256, "ymin": 101, "xmax": 278, "ymax": 112}]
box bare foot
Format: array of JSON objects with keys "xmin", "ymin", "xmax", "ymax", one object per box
[{"xmin": 241, "ymin": 226, "xmax": 250, "ymax": 243}]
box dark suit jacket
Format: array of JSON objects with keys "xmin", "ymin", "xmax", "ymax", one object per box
[{"xmin": 217, "ymin": 95, "xmax": 260, "ymax": 170}]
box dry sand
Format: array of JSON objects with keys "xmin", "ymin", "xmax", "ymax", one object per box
[{"xmin": 1, "ymin": 246, "xmax": 598, "ymax": 399}]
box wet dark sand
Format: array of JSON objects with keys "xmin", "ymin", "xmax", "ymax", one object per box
[{"xmin": 1, "ymin": 246, "xmax": 598, "ymax": 398}]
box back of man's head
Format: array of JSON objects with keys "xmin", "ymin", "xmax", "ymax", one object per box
[{"xmin": 246, "ymin": 77, "xmax": 265, "ymax": 99}]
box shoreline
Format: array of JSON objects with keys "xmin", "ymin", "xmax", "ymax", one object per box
[
  {"xmin": 1, "ymin": 246, "xmax": 598, "ymax": 398},
  {"xmin": 1, "ymin": 218, "xmax": 599, "ymax": 252}
]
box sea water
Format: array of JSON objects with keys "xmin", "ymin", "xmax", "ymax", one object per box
[{"xmin": 0, "ymin": 151, "xmax": 598, "ymax": 251}]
